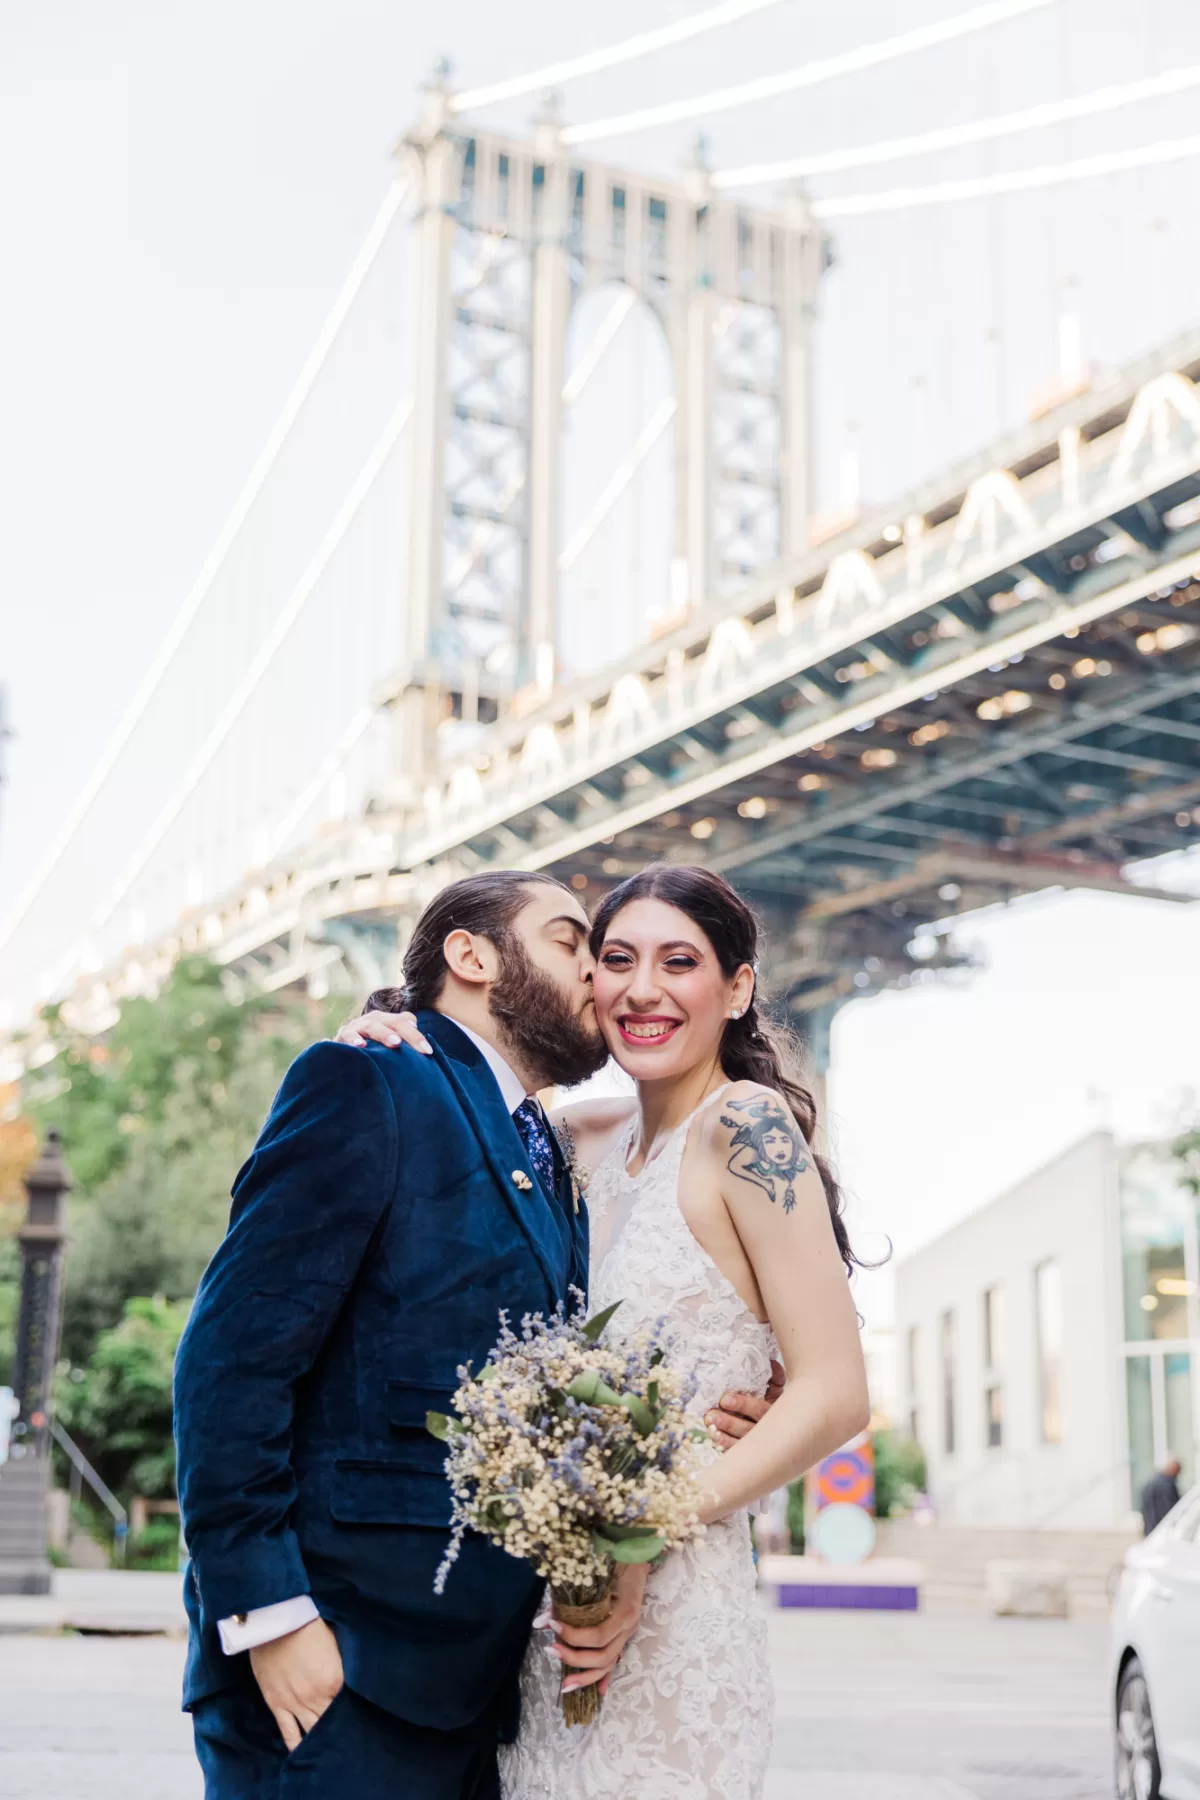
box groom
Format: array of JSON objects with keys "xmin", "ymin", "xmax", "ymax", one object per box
[{"xmin": 175, "ymin": 870, "xmax": 624, "ymax": 1798}]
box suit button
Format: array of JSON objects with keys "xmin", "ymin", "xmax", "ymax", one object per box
[{"xmin": 234, "ymin": 1614, "xmax": 247, "ymax": 1626}]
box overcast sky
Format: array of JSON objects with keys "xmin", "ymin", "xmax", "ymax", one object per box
[{"xmin": 3, "ymin": 0, "xmax": 1199, "ymax": 1322}]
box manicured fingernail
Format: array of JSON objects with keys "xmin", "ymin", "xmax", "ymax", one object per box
[
  {"xmin": 417, "ymin": 1037, "xmax": 433, "ymax": 1054},
  {"xmin": 722, "ymin": 1394, "xmax": 735, "ymax": 1408},
  {"xmin": 533, "ymin": 1611, "xmax": 551, "ymax": 1630}
]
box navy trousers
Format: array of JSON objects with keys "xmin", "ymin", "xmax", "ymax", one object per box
[{"xmin": 190, "ymin": 1681, "xmax": 504, "ymax": 1800}]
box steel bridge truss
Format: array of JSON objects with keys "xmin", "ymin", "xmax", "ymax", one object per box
[{"xmin": 43, "ymin": 330, "xmax": 1200, "ymax": 1048}]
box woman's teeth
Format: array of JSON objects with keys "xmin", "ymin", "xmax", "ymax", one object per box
[{"xmin": 620, "ymin": 1020, "xmax": 678, "ymax": 1040}]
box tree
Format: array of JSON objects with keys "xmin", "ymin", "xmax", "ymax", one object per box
[
  {"xmin": 56, "ymin": 1296, "xmax": 189, "ymax": 1498},
  {"xmin": 873, "ymin": 1430, "xmax": 927, "ymax": 1519},
  {"xmin": 6, "ymin": 958, "xmax": 343, "ymax": 1371},
  {"xmin": 0, "ymin": 1099, "xmax": 37, "ymax": 1379}
]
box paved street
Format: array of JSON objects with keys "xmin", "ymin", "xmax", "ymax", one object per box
[
  {"xmin": 0, "ymin": 1603, "xmax": 1114, "ymax": 1799},
  {"xmin": 766, "ymin": 1609, "xmax": 1112, "ymax": 1800}
]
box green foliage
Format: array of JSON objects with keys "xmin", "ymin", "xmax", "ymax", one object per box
[
  {"xmin": 786, "ymin": 1478, "xmax": 805, "ymax": 1552},
  {"xmin": 0, "ymin": 954, "xmax": 346, "ymax": 1504},
  {"xmin": 17, "ymin": 957, "xmax": 341, "ymax": 1367},
  {"xmin": 872, "ymin": 1430, "xmax": 927, "ymax": 1519},
  {"xmin": 56, "ymin": 1296, "xmax": 190, "ymax": 1499},
  {"xmin": 126, "ymin": 1516, "xmax": 183, "ymax": 1572},
  {"xmin": 0, "ymin": 1234, "xmax": 18, "ymax": 1387}
]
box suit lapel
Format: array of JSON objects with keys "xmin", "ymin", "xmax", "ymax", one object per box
[
  {"xmin": 419, "ymin": 1013, "xmax": 563, "ymax": 1301},
  {"xmin": 549, "ymin": 1126, "xmax": 589, "ymax": 1301}
]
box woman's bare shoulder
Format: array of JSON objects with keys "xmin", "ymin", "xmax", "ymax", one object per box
[
  {"xmin": 699, "ymin": 1080, "xmax": 793, "ymax": 1150},
  {"xmin": 550, "ymin": 1096, "xmax": 636, "ymax": 1161}
]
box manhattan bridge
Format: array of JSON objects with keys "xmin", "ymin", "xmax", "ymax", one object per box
[{"xmin": 4, "ymin": 0, "xmax": 1200, "ymax": 1080}]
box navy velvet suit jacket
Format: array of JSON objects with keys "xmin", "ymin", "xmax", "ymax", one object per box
[{"xmin": 174, "ymin": 1012, "xmax": 588, "ymax": 1731}]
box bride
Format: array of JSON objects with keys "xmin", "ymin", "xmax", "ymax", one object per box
[{"xmin": 343, "ymin": 864, "xmax": 868, "ymax": 1798}]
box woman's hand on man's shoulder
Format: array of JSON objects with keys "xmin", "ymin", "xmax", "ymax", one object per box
[{"xmin": 334, "ymin": 1010, "xmax": 432, "ymax": 1054}]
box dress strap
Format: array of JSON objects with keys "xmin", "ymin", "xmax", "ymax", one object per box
[
  {"xmin": 623, "ymin": 1082, "xmax": 735, "ymax": 1178},
  {"xmin": 676, "ymin": 1080, "xmax": 734, "ymax": 1136}
]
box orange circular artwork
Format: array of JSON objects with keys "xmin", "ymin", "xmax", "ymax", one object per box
[{"xmin": 814, "ymin": 1444, "xmax": 874, "ymax": 1511}]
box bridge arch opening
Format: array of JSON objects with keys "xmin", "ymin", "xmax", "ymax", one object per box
[{"xmin": 557, "ymin": 281, "xmax": 676, "ymax": 678}]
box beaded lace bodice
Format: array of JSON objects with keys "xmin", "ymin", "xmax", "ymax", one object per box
[{"xmin": 499, "ymin": 1089, "xmax": 775, "ymax": 1799}]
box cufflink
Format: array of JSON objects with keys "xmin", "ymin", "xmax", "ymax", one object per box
[
  {"xmin": 512, "ymin": 1170, "xmax": 533, "ymax": 1191},
  {"xmin": 233, "ymin": 1614, "xmax": 247, "ymax": 1626}
]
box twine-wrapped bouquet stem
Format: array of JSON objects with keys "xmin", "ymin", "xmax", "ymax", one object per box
[{"xmin": 551, "ymin": 1571, "xmax": 615, "ymax": 1727}]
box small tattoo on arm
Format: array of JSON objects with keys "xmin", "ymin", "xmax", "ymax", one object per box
[{"xmin": 720, "ymin": 1095, "xmax": 810, "ymax": 1214}]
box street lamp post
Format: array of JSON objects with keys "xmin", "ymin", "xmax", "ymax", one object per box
[{"xmin": 0, "ymin": 1129, "xmax": 71, "ymax": 1593}]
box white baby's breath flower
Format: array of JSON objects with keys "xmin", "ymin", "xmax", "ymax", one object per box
[{"xmin": 429, "ymin": 1299, "xmax": 705, "ymax": 1596}]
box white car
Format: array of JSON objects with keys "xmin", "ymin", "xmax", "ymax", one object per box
[{"xmin": 1111, "ymin": 1483, "xmax": 1200, "ymax": 1799}]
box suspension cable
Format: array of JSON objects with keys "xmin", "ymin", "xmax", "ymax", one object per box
[
  {"xmin": 562, "ymin": 0, "xmax": 1056, "ymax": 145},
  {"xmin": 451, "ymin": 0, "xmax": 789, "ymax": 114},
  {"xmin": 0, "ymin": 176, "xmax": 409, "ymax": 960},
  {"xmin": 558, "ymin": 397, "xmax": 676, "ymax": 573},
  {"xmin": 811, "ymin": 130, "xmax": 1200, "ymax": 218},
  {"xmin": 85, "ymin": 396, "xmax": 414, "ymax": 941},
  {"xmin": 715, "ymin": 62, "xmax": 1200, "ymax": 188}
]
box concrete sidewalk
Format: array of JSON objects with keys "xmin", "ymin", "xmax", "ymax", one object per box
[
  {"xmin": 0, "ymin": 1600, "xmax": 1114, "ymax": 1800},
  {"xmin": 0, "ymin": 1569, "xmax": 187, "ymax": 1635}
]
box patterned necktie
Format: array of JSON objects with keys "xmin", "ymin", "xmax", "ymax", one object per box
[{"xmin": 513, "ymin": 1098, "xmax": 557, "ymax": 1197}]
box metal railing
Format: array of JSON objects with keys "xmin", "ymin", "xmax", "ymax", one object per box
[{"xmin": 51, "ymin": 1419, "xmax": 128, "ymax": 1564}]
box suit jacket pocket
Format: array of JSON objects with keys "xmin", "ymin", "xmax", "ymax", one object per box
[{"xmin": 329, "ymin": 1458, "xmax": 452, "ymax": 1528}]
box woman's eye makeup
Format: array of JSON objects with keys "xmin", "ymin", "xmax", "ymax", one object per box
[{"xmin": 599, "ymin": 948, "xmax": 700, "ymax": 972}]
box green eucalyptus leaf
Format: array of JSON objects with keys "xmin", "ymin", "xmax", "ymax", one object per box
[
  {"xmin": 609, "ymin": 1532, "xmax": 666, "ymax": 1564},
  {"xmin": 581, "ymin": 1300, "xmax": 624, "ymax": 1343},
  {"xmin": 479, "ymin": 1497, "xmax": 511, "ymax": 1532},
  {"xmin": 566, "ymin": 1370, "xmax": 624, "ymax": 1407},
  {"xmin": 647, "ymin": 1380, "xmax": 659, "ymax": 1409},
  {"xmin": 426, "ymin": 1411, "xmax": 451, "ymax": 1441},
  {"xmin": 620, "ymin": 1393, "xmax": 655, "ymax": 1436},
  {"xmin": 593, "ymin": 1521, "xmax": 662, "ymax": 1542}
]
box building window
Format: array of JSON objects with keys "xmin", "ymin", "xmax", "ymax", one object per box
[
  {"xmin": 1035, "ymin": 1259, "xmax": 1063, "ymax": 1444},
  {"xmin": 982, "ymin": 1284, "xmax": 1005, "ymax": 1448},
  {"xmin": 906, "ymin": 1325, "xmax": 920, "ymax": 1444},
  {"xmin": 1120, "ymin": 1147, "xmax": 1200, "ymax": 1342},
  {"xmin": 941, "ymin": 1310, "xmax": 957, "ymax": 1455}
]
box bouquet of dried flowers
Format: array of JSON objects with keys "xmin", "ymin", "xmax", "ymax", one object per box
[{"xmin": 428, "ymin": 1296, "xmax": 706, "ymax": 1726}]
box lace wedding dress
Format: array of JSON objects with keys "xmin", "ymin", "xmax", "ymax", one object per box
[{"xmin": 499, "ymin": 1087, "xmax": 776, "ymax": 1799}]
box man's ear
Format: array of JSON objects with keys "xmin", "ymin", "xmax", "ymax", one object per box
[{"xmin": 442, "ymin": 928, "xmax": 500, "ymax": 988}]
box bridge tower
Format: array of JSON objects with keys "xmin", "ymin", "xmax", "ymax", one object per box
[{"xmin": 385, "ymin": 71, "xmax": 826, "ymax": 806}]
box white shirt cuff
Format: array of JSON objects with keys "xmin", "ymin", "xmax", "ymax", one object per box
[{"xmin": 217, "ymin": 1595, "xmax": 319, "ymax": 1655}]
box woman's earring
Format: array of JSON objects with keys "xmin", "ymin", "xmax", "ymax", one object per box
[{"xmin": 729, "ymin": 1008, "xmax": 742, "ymax": 1020}]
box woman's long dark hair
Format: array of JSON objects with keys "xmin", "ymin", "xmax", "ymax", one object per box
[{"xmin": 589, "ymin": 863, "xmax": 862, "ymax": 1278}]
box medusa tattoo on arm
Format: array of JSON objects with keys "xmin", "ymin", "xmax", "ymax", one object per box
[{"xmin": 720, "ymin": 1093, "xmax": 810, "ymax": 1214}]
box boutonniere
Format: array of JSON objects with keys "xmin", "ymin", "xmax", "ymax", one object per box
[{"xmin": 553, "ymin": 1121, "xmax": 590, "ymax": 1216}]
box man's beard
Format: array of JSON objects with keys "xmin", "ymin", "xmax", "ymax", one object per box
[{"xmin": 488, "ymin": 940, "xmax": 608, "ymax": 1090}]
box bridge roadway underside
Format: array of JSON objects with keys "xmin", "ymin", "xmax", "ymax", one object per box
[{"xmin": 539, "ymin": 581, "xmax": 1200, "ymax": 1038}]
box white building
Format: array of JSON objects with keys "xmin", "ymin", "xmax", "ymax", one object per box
[{"xmin": 894, "ymin": 1132, "xmax": 1200, "ymax": 1531}]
